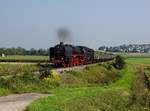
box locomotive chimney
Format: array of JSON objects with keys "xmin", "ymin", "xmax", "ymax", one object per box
[{"xmin": 60, "ymin": 42, "xmax": 64, "ymax": 45}]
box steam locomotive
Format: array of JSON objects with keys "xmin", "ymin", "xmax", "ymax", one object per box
[{"xmin": 49, "ymin": 42, "xmax": 114, "ymax": 67}]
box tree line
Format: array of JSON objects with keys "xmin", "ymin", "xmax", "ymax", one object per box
[{"xmin": 0, "ymin": 47, "xmax": 48, "ymax": 56}]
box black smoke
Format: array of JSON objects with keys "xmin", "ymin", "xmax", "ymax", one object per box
[{"xmin": 57, "ymin": 28, "xmax": 71, "ymax": 43}]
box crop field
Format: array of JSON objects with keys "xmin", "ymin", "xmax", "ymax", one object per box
[{"xmin": 0, "ymin": 55, "xmax": 49, "ymax": 62}]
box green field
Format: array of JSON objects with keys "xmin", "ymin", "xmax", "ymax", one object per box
[
  {"xmin": 0, "ymin": 55, "xmax": 150, "ymax": 111},
  {"xmin": 0, "ymin": 55, "xmax": 49, "ymax": 62},
  {"xmin": 125, "ymin": 58, "xmax": 150, "ymax": 65},
  {"xmin": 115, "ymin": 52, "xmax": 150, "ymax": 58},
  {"xmin": 26, "ymin": 57, "xmax": 150, "ymax": 111},
  {"xmin": 0, "ymin": 63, "xmax": 53, "ymax": 95},
  {"xmin": 117, "ymin": 52, "xmax": 150, "ymax": 65},
  {"xmin": 27, "ymin": 65, "xmax": 137, "ymax": 111}
]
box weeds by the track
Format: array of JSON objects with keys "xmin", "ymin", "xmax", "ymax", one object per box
[
  {"xmin": 26, "ymin": 64, "xmax": 136, "ymax": 111},
  {"xmin": 0, "ymin": 63, "xmax": 119, "ymax": 96}
]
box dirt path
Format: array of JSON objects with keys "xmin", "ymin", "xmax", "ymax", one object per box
[{"xmin": 0, "ymin": 93, "xmax": 50, "ymax": 111}]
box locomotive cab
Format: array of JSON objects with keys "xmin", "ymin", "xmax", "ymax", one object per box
[
  {"xmin": 49, "ymin": 42, "xmax": 74, "ymax": 66},
  {"xmin": 49, "ymin": 42, "xmax": 65, "ymax": 66}
]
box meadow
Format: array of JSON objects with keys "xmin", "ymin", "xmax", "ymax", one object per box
[
  {"xmin": 115, "ymin": 52, "xmax": 150, "ymax": 58},
  {"xmin": 126, "ymin": 58, "xmax": 150, "ymax": 65},
  {"xmin": 26, "ymin": 55, "xmax": 150, "ymax": 111},
  {"xmin": 0, "ymin": 63, "xmax": 52, "ymax": 95},
  {"xmin": 0, "ymin": 54, "xmax": 150, "ymax": 111},
  {"xmin": 0, "ymin": 55, "xmax": 48, "ymax": 62},
  {"xmin": 0, "ymin": 62, "xmax": 119, "ymax": 96}
]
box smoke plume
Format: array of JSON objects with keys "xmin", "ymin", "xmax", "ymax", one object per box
[{"xmin": 57, "ymin": 28, "xmax": 71, "ymax": 43}]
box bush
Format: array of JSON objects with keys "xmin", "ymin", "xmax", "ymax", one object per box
[
  {"xmin": 43, "ymin": 70, "xmax": 60, "ymax": 87},
  {"xmin": 114, "ymin": 55, "xmax": 125, "ymax": 69},
  {"xmin": 59, "ymin": 64, "xmax": 119, "ymax": 87},
  {"xmin": 0, "ymin": 71, "xmax": 52, "ymax": 94}
]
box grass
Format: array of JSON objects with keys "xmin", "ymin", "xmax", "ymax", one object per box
[
  {"xmin": 26, "ymin": 56, "xmax": 150, "ymax": 111},
  {"xmin": 115, "ymin": 52, "xmax": 150, "ymax": 65},
  {"xmin": 59, "ymin": 64, "xmax": 119, "ymax": 87},
  {"xmin": 0, "ymin": 64, "xmax": 54, "ymax": 95},
  {"xmin": 0, "ymin": 88, "xmax": 11, "ymax": 96},
  {"xmin": 0, "ymin": 63, "xmax": 119, "ymax": 96},
  {"xmin": 0, "ymin": 71, "xmax": 51, "ymax": 95},
  {"xmin": 1, "ymin": 55, "xmax": 150, "ymax": 111},
  {"xmin": 125, "ymin": 58, "xmax": 150, "ymax": 65},
  {"xmin": 115, "ymin": 52, "xmax": 150, "ymax": 58},
  {"xmin": 26, "ymin": 65, "xmax": 136, "ymax": 111},
  {"xmin": 0, "ymin": 64, "xmax": 38, "ymax": 76},
  {"xmin": 0, "ymin": 55, "xmax": 48, "ymax": 62}
]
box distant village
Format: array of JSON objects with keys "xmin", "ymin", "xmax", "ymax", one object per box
[{"xmin": 99, "ymin": 44, "xmax": 150, "ymax": 53}]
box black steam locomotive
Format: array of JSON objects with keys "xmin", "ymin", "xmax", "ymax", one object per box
[{"xmin": 49, "ymin": 42, "xmax": 114, "ymax": 67}]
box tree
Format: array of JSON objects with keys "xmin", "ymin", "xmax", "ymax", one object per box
[
  {"xmin": 114, "ymin": 55, "xmax": 125, "ymax": 69},
  {"xmin": 30, "ymin": 48, "xmax": 37, "ymax": 55},
  {"xmin": 0, "ymin": 47, "xmax": 48, "ymax": 56}
]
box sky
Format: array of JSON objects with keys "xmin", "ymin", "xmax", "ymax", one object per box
[{"xmin": 0, "ymin": 0, "xmax": 150, "ymax": 49}]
